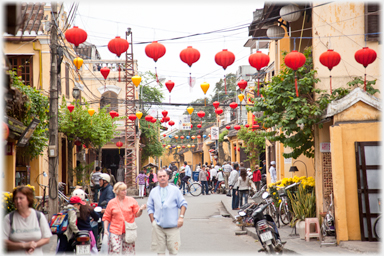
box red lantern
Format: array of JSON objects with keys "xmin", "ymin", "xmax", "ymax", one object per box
[
  {"xmin": 197, "ymin": 135, "xmax": 201, "ymax": 139},
  {"xmin": 213, "ymin": 101, "xmax": 220, "ymax": 109},
  {"xmin": 245, "ymin": 124, "xmax": 250, "ymax": 128},
  {"xmin": 180, "ymin": 46, "xmax": 200, "ymax": 67},
  {"xmin": 197, "ymin": 124, "xmax": 202, "ymax": 128},
  {"xmin": 162, "ymin": 144, "xmax": 166, "ymax": 148},
  {"xmin": 75, "ymin": 140, "xmax": 82, "ymax": 146},
  {"xmin": 163, "ymin": 134, "xmax": 166, "ymax": 137},
  {"xmin": 145, "ymin": 115, "xmax": 153, "ymax": 122},
  {"xmin": 145, "ymin": 41, "xmax": 166, "ymax": 62},
  {"xmin": 249, "ymin": 51, "xmax": 270, "ymax": 96},
  {"xmin": 197, "ymin": 111, "xmax": 205, "ymax": 118},
  {"xmin": 116, "ymin": 141, "xmax": 123, "ymax": 154},
  {"xmin": 162, "ymin": 110, "xmax": 168, "ymax": 118},
  {"xmin": 319, "ymin": 49, "xmax": 341, "ymax": 94},
  {"xmin": 100, "ymin": 67, "xmax": 110, "ymax": 80},
  {"xmin": 226, "ymin": 125, "xmax": 231, "ymax": 130},
  {"xmin": 65, "ymin": 26, "xmax": 87, "ymax": 47},
  {"xmin": 108, "ymin": 36, "xmax": 129, "ymax": 58},
  {"xmin": 151, "ymin": 117, "xmax": 157, "ymax": 123},
  {"xmin": 237, "ymin": 80, "xmax": 248, "ymax": 92},
  {"xmin": 67, "ymin": 104, "xmax": 74, "ymax": 113},
  {"xmin": 234, "ymin": 125, "xmax": 241, "ymax": 130},
  {"xmin": 129, "ymin": 114, "xmax": 137, "ymax": 121},
  {"xmin": 252, "ymin": 125, "xmax": 260, "ymax": 130},
  {"xmin": 165, "ymin": 116, "xmax": 170, "ymax": 122},
  {"xmin": 284, "ymin": 50, "xmax": 306, "ymax": 97},
  {"xmin": 215, "ymin": 49, "xmax": 235, "ymax": 94},
  {"xmin": 160, "ymin": 118, "xmax": 165, "ymax": 123},
  {"xmin": 215, "ymin": 108, "xmax": 223, "ymax": 115},
  {"xmin": 355, "ymin": 47, "xmax": 377, "ymax": 91},
  {"xmin": 238, "ymin": 148, "xmax": 240, "ymax": 152},
  {"xmin": 168, "ymin": 120, "xmax": 175, "ymax": 126},
  {"xmin": 191, "ymin": 124, "xmax": 193, "ymax": 129},
  {"xmin": 229, "ymin": 102, "xmax": 238, "ymax": 109},
  {"xmin": 165, "ymin": 80, "xmax": 175, "ymax": 93},
  {"xmin": 83, "ymin": 144, "xmax": 87, "ymax": 149},
  {"xmin": 115, "ymin": 112, "xmax": 119, "ymax": 118},
  {"xmin": 182, "ymin": 145, "xmax": 186, "ymax": 148}
]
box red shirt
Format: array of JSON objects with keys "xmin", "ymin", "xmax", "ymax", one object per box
[{"xmin": 252, "ymin": 170, "xmax": 261, "ymax": 182}]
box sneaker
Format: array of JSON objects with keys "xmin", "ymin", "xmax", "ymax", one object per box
[{"xmin": 275, "ymin": 239, "xmax": 283, "ymax": 252}]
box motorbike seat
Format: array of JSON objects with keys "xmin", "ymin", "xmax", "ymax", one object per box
[
  {"xmin": 279, "ymin": 193, "xmax": 287, "ymax": 197},
  {"xmin": 76, "ymin": 230, "xmax": 90, "ymax": 237}
]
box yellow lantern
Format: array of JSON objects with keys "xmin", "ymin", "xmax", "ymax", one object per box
[
  {"xmin": 238, "ymin": 94, "xmax": 245, "ymax": 102},
  {"xmin": 200, "ymin": 82, "xmax": 210, "ymax": 94},
  {"xmin": 177, "ymin": 145, "xmax": 181, "ymax": 149},
  {"xmin": 187, "ymin": 107, "xmax": 194, "ymax": 115},
  {"xmin": 187, "ymin": 144, "xmax": 191, "ymax": 148},
  {"xmin": 136, "ymin": 111, "xmax": 143, "ymax": 119},
  {"xmin": 132, "ymin": 76, "xmax": 141, "ymax": 87},
  {"xmin": 73, "ymin": 57, "xmax": 83, "ymax": 70},
  {"xmin": 88, "ymin": 108, "xmax": 95, "ymax": 117}
]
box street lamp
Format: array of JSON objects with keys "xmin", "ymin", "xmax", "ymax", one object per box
[
  {"xmin": 72, "ymin": 87, "xmax": 80, "ymax": 99},
  {"xmin": 289, "ymin": 160, "xmax": 308, "ymax": 177}
]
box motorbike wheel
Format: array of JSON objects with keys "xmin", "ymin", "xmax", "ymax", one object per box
[
  {"xmin": 268, "ymin": 244, "xmax": 275, "ymax": 254},
  {"xmin": 279, "ymin": 203, "xmax": 291, "ymax": 225}
]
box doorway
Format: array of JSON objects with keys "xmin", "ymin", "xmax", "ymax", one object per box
[
  {"xmin": 355, "ymin": 141, "xmax": 381, "ymax": 241},
  {"xmin": 102, "ymin": 149, "xmax": 125, "ymax": 178}
]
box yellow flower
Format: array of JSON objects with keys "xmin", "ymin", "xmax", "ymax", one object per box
[
  {"xmin": 273, "ymin": 192, "xmax": 276, "ymax": 195},
  {"xmin": 279, "ymin": 199, "xmax": 281, "ymax": 203}
]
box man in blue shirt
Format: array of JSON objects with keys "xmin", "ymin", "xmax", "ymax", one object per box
[{"xmin": 147, "ymin": 170, "xmax": 188, "ymax": 255}]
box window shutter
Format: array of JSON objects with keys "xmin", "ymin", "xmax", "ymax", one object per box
[{"xmin": 365, "ymin": 3, "xmax": 380, "ymax": 42}]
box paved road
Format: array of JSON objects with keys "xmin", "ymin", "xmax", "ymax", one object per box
[{"xmin": 43, "ymin": 193, "xmax": 263, "ymax": 255}]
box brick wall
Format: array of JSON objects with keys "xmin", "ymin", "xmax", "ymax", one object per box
[{"xmin": 322, "ymin": 152, "xmax": 333, "ymax": 199}]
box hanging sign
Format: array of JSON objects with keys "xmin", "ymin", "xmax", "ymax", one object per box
[
  {"xmin": 320, "ymin": 142, "xmax": 331, "ymax": 152},
  {"xmin": 180, "ymin": 115, "xmax": 191, "ymax": 130},
  {"xmin": 210, "ymin": 126, "xmax": 219, "ymax": 140}
]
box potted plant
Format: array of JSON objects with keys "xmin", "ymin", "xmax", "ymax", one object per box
[{"xmin": 287, "ymin": 184, "xmax": 316, "ymax": 239}]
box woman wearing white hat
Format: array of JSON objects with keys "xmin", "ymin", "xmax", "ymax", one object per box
[{"xmin": 269, "ymin": 161, "xmax": 277, "ymax": 183}]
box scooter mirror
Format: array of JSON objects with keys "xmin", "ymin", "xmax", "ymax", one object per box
[
  {"xmin": 94, "ymin": 206, "xmax": 102, "ymax": 212},
  {"xmin": 262, "ymin": 191, "xmax": 269, "ymax": 199}
]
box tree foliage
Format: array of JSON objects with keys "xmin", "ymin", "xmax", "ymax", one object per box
[
  {"xmin": 7, "ymin": 70, "xmax": 50, "ymax": 160},
  {"xmin": 138, "ymin": 71, "xmax": 165, "ymax": 114},
  {"xmin": 237, "ymin": 126, "xmax": 266, "ymax": 164},
  {"xmin": 248, "ymin": 47, "xmax": 379, "ymax": 159},
  {"xmin": 139, "ymin": 118, "xmax": 164, "ymax": 162}
]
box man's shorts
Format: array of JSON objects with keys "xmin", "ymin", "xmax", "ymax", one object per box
[
  {"xmin": 151, "ymin": 221, "xmax": 181, "ymax": 254},
  {"xmin": 182, "ymin": 175, "xmax": 191, "ymax": 183}
]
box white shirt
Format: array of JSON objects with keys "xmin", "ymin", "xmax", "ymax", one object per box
[
  {"xmin": 269, "ymin": 165, "xmax": 277, "ymax": 183},
  {"xmin": 229, "ymin": 169, "xmax": 240, "ymax": 188},
  {"xmin": 217, "ymin": 172, "xmax": 225, "ymax": 181},
  {"xmin": 210, "ymin": 168, "xmax": 217, "ymax": 180}
]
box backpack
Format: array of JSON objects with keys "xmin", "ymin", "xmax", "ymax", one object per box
[
  {"xmin": 49, "ymin": 209, "xmax": 74, "ymax": 235},
  {"xmin": 9, "ymin": 210, "xmax": 41, "ymax": 233}
]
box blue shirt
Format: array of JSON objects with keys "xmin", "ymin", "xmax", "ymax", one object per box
[
  {"xmin": 147, "ymin": 185, "xmax": 188, "ymax": 228},
  {"xmin": 185, "ymin": 165, "xmax": 192, "ymax": 177}
]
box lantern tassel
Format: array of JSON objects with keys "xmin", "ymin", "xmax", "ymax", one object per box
[
  {"xmin": 364, "ymin": 71, "xmax": 367, "ymax": 91},
  {"xmin": 205, "ymin": 97, "xmax": 206, "ymax": 106},
  {"xmin": 155, "ymin": 66, "xmax": 159, "ymax": 84},
  {"xmin": 295, "ymin": 73, "xmax": 299, "ymax": 97},
  {"xmin": 224, "ymin": 75, "xmax": 227, "ymax": 95},
  {"xmin": 330, "ymin": 74, "xmax": 332, "ymax": 94},
  {"xmin": 257, "ymin": 79, "xmax": 260, "ymax": 96}
]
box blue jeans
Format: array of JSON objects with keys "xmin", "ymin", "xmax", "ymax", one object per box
[
  {"xmin": 180, "ymin": 179, "xmax": 186, "ymax": 193},
  {"xmin": 238, "ymin": 190, "xmax": 249, "ymax": 207},
  {"xmin": 201, "ymin": 181, "xmax": 209, "ymax": 195},
  {"xmin": 231, "ymin": 188, "xmax": 239, "ymax": 210}
]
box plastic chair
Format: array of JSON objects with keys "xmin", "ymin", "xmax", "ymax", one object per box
[{"xmin": 305, "ymin": 217, "xmax": 320, "ymax": 242}]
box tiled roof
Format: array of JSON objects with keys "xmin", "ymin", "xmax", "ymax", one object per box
[{"xmin": 19, "ymin": 3, "xmax": 47, "ymax": 35}]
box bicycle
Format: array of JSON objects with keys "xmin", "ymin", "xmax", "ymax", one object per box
[
  {"xmin": 185, "ymin": 178, "xmax": 203, "ymax": 197},
  {"xmin": 35, "ymin": 183, "xmax": 49, "ymax": 219},
  {"xmin": 374, "ymin": 198, "xmax": 381, "ymax": 240},
  {"xmin": 58, "ymin": 182, "xmax": 70, "ymax": 211},
  {"xmin": 279, "ymin": 182, "xmax": 301, "ymax": 225},
  {"xmin": 264, "ymin": 193, "xmax": 280, "ymax": 227}
]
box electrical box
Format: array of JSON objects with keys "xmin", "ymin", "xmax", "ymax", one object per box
[{"xmin": 48, "ymin": 145, "xmax": 57, "ymax": 157}]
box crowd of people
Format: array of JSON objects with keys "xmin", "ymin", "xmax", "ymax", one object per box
[{"xmin": 3, "ymin": 160, "xmax": 271, "ymax": 255}]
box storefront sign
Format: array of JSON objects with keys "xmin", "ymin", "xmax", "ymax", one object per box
[
  {"xmin": 320, "ymin": 142, "xmax": 331, "ymax": 152},
  {"xmin": 180, "ymin": 115, "xmax": 191, "ymax": 130},
  {"xmin": 210, "ymin": 127, "xmax": 219, "ymax": 140}
]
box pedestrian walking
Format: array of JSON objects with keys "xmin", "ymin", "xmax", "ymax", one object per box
[
  {"xmin": 199, "ymin": 165, "xmax": 209, "ymax": 195},
  {"xmin": 178, "ymin": 163, "xmax": 186, "ymax": 194},
  {"xmin": 148, "ymin": 169, "xmax": 157, "ymax": 195},
  {"xmin": 3, "ymin": 186, "xmax": 52, "ymax": 254},
  {"xmin": 236, "ymin": 169, "xmax": 256, "ymax": 207},
  {"xmin": 91, "ymin": 166, "xmax": 102, "ymax": 202},
  {"xmin": 102, "ymin": 182, "xmax": 146, "ymax": 255},
  {"xmin": 98, "ymin": 174, "xmax": 115, "ymax": 213},
  {"xmin": 269, "ymin": 161, "xmax": 277, "ymax": 183},
  {"xmin": 210, "ymin": 165, "xmax": 217, "ymax": 189},
  {"xmin": 180, "ymin": 161, "xmax": 192, "ymax": 195},
  {"xmin": 106, "ymin": 168, "xmax": 117, "ymax": 187},
  {"xmin": 222, "ymin": 161, "xmax": 233, "ymax": 189},
  {"xmin": 213, "ymin": 168, "xmax": 225, "ymax": 193},
  {"xmin": 135, "ymin": 171, "xmax": 148, "ymax": 198},
  {"xmin": 229, "ymin": 163, "xmax": 240, "ymax": 210},
  {"xmin": 147, "ymin": 170, "xmax": 188, "ymax": 255},
  {"xmin": 252, "ymin": 165, "xmax": 262, "ymax": 191}
]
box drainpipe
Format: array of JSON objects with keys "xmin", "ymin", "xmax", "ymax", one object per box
[{"xmin": 33, "ymin": 42, "xmax": 42, "ymax": 90}]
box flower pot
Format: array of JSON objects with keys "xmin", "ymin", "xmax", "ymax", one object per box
[{"xmin": 296, "ymin": 220, "xmax": 306, "ymax": 240}]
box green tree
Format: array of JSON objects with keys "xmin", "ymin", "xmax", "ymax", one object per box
[
  {"xmin": 237, "ymin": 126, "xmax": 266, "ymax": 164},
  {"xmin": 7, "ymin": 70, "xmax": 50, "ymax": 161},
  {"xmin": 138, "ymin": 71, "xmax": 165, "ymax": 114},
  {"xmin": 139, "ymin": 118, "xmax": 164, "ymax": 163}
]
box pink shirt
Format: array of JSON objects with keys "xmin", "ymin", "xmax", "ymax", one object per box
[{"xmin": 102, "ymin": 197, "xmax": 140, "ymax": 235}]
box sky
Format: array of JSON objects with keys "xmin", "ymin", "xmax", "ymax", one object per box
[{"xmin": 66, "ymin": 0, "xmax": 265, "ymax": 128}]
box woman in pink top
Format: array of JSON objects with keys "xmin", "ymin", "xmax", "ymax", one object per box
[{"xmin": 102, "ymin": 182, "xmax": 146, "ymax": 255}]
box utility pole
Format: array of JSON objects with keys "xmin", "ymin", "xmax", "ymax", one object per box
[{"xmin": 48, "ymin": 2, "xmax": 59, "ymax": 219}]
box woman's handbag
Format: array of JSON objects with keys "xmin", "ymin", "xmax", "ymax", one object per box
[{"xmin": 118, "ymin": 202, "xmax": 138, "ymax": 244}]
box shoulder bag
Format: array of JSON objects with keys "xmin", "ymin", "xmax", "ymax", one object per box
[{"xmin": 118, "ymin": 200, "xmax": 137, "ymax": 244}]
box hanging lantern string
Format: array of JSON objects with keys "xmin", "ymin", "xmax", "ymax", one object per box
[
  {"xmin": 155, "ymin": 66, "xmax": 159, "ymax": 84},
  {"xmin": 257, "ymin": 78, "xmax": 260, "ymax": 96}
]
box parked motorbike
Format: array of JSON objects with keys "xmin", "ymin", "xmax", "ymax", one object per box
[
  {"xmin": 252, "ymin": 192, "xmax": 284, "ymax": 254},
  {"xmin": 321, "ymin": 194, "xmax": 335, "ymax": 237},
  {"xmin": 235, "ymin": 185, "xmax": 267, "ymax": 227},
  {"xmin": 72, "ymin": 230, "xmax": 91, "ymax": 255}
]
